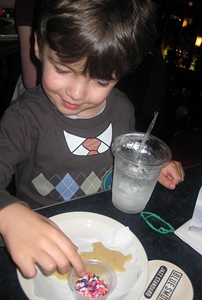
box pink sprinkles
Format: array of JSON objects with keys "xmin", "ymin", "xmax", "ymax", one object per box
[{"xmin": 74, "ymin": 273, "xmax": 109, "ymax": 298}]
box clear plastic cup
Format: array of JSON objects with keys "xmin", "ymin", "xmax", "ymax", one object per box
[
  {"xmin": 68, "ymin": 260, "xmax": 117, "ymax": 300},
  {"xmin": 112, "ymin": 132, "xmax": 172, "ymax": 213}
]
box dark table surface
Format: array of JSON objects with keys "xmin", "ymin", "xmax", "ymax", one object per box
[{"xmin": 1, "ymin": 164, "xmax": 202, "ymax": 299}]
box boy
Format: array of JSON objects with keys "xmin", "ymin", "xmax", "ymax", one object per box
[{"xmin": 0, "ymin": 0, "xmax": 184, "ymax": 279}]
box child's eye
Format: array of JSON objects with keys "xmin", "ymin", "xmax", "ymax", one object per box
[
  {"xmin": 55, "ymin": 66, "xmax": 69, "ymax": 75},
  {"xmin": 96, "ymin": 80, "xmax": 109, "ymax": 87}
]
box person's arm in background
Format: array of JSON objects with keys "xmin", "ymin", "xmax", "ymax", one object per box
[
  {"xmin": 0, "ymin": 0, "xmax": 15, "ymax": 8},
  {"xmin": 15, "ymin": 0, "xmax": 39, "ymax": 89},
  {"xmin": 17, "ymin": 26, "xmax": 38, "ymax": 89}
]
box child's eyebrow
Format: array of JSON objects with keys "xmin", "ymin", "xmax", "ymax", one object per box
[
  {"xmin": 48, "ymin": 55, "xmax": 117, "ymax": 81},
  {"xmin": 49, "ymin": 56, "xmax": 74, "ymax": 70},
  {"xmin": 49, "ymin": 56, "xmax": 66, "ymax": 66},
  {"xmin": 49, "ymin": 56, "xmax": 85, "ymax": 74}
]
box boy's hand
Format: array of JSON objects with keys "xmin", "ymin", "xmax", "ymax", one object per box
[
  {"xmin": 0, "ymin": 203, "xmax": 85, "ymax": 278},
  {"xmin": 158, "ymin": 160, "xmax": 185, "ymax": 190}
]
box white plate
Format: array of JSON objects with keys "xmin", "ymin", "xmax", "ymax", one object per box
[
  {"xmin": 0, "ymin": 34, "xmax": 18, "ymax": 41},
  {"xmin": 17, "ymin": 212, "xmax": 148, "ymax": 300}
]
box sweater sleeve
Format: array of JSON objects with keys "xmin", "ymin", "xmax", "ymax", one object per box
[
  {"xmin": 0, "ymin": 102, "xmax": 33, "ymax": 246},
  {"xmin": 0, "ymin": 102, "xmax": 32, "ymax": 209}
]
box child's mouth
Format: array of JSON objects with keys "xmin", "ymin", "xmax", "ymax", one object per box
[{"xmin": 62, "ymin": 100, "xmax": 80, "ymax": 110}]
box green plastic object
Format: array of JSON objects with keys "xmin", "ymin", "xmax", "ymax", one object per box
[{"xmin": 141, "ymin": 211, "xmax": 175, "ymax": 234}]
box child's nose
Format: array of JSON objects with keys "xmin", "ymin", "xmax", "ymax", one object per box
[{"xmin": 67, "ymin": 80, "xmax": 87, "ymax": 101}]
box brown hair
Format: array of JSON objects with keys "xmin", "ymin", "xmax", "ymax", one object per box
[{"xmin": 36, "ymin": 0, "xmax": 157, "ymax": 80}]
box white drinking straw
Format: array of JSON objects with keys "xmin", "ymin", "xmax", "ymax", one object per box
[{"xmin": 138, "ymin": 111, "xmax": 159, "ymax": 153}]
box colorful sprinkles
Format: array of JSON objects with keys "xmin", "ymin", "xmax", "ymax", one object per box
[{"xmin": 74, "ymin": 273, "xmax": 109, "ymax": 298}]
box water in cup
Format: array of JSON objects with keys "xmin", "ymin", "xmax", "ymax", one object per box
[{"xmin": 112, "ymin": 133, "xmax": 171, "ymax": 213}]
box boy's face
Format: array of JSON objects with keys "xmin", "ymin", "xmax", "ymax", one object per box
[{"xmin": 35, "ymin": 42, "xmax": 118, "ymax": 117}]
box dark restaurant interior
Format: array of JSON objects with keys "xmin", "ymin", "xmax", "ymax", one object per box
[{"xmin": 1, "ymin": 0, "xmax": 202, "ymax": 167}]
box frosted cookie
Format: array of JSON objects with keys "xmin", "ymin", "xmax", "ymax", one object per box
[
  {"xmin": 80, "ymin": 242, "xmax": 132, "ymax": 272},
  {"xmin": 52, "ymin": 241, "xmax": 132, "ymax": 280},
  {"xmin": 52, "ymin": 270, "xmax": 68, "ymax": 281}
]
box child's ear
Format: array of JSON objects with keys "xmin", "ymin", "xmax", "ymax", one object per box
[{"xmin": 34, "ymin": 33, "xmax": 41, "ymax": 61}]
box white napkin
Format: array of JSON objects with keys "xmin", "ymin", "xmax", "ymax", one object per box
[
  {"xmin": 33, "ymin": 227, "xmax": 142, "ymax": 300},
  {"xmin": 189, "ymin": 185, "xmax": 202, "ymax": 236},
  {"xmin": 174, "ymin": 219, "xmax": 202, "ymax": 255},
  {"xmin": 175, "ymin": 185, "xmax": 202, "ymax": 255}
]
